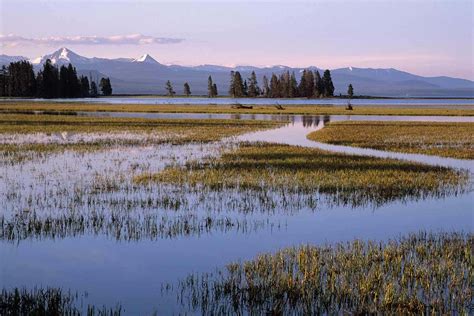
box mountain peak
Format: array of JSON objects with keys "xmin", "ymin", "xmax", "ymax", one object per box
[
  {"xmin": 32, "ymin": 47, "xmax": 89, "ymax": 65},
  {"xmin": 133, "ymin": 54, "xmax": 159, "ymax": 64}
]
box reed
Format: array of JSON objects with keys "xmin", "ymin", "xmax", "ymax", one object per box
[
  {"xmin": 172, "ymin": 232, "xmax": 473, "ymax": 314},
  {"xmin": 136, "ymin": 142, "xmax": 469, "ymax": 205},
  {"xmin": 308, "ymin": 121, "xmax": 474, "ymax": 159},
  {"xmin": 0, "ymin": 287, "xmax": 122, "ymax": 315}
]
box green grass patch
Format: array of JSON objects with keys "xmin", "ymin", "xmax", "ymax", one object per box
[
  {"xmin": 307, "ymin": 121, "xmax": 474, "ymax": 159},
  {"xmin": 135, "ymin": 143, "xmax": 468, "ymax": 205},
  {"xmin": 175, "ymin": 232, "xmax": 473, "ymax": 314}
]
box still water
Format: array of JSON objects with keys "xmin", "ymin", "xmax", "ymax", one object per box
[
  {"xmin": 3, "ymin": 96, "xmax": 474, "ymax": 108},
  {"xmin": 1, "ymin": 113, "xmax": 472, "ymax": 314}
]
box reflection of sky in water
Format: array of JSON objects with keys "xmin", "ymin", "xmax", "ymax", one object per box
[{"xmin": 0, "ymin": 113, "xmax": 473, "ymax": 314}]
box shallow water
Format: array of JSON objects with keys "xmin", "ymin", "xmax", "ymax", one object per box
[
  {"xmin": 1, "ymin": 113, "xmax": 473, "ymax": 314},
  {"xmin": 3, "ymin": 97, "xmax": 474, "ymax": 108}
]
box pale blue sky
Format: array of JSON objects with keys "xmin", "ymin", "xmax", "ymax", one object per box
[{"xmin": 1, "ymin": 0, "xmax": 473, "ymax": 79}]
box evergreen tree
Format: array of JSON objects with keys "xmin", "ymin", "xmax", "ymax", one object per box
[
  {"xmin": 279, "ymin": 71, "xmax": 290, "ymax": 98},
  {"xmin": 67, "ymin": 64, "xmax": 80, "ymax": 97},
  {"xmin": 304, "ymin": 70, "xmax": 315, "ymax": 98},
  {"xmin": 183, "ymin": 82, "xmax": 191, "ymax": 97},
  {"xmin": 58, "ymin": 65, "xmax": 69, "ymax": 98},
  {"xmin": 80, "ymin": 76, "xmax": 90, "ymax": 97},
  {"xmin": 232, "ymin": 71, "xmax": 244, "ymax": 97},
  {"xmin": 212, "ymin": 83, "xmax": 218, "ymax": 97},
  {"xmin": 322, "ymin": 69, "xmax": 335, "ymax": 97},
  {"xmin": 298, "ymin": 70, "xmax": 308, "ymax": 97},
  {"xmin": 347, "ymin": 84, "xmax": 354, "ymax": 98},
  {"xmin": 165, "ymin": 80, "xmax": 175, "ymax": 97},
  {"xmin": 207, "ymin": 76, "xmax": 215, "ymax": 97},
  {"xmin": 247, "ymin": 71, "xmax": 259, "ymax": 97},
  {"xmin": 228, "ymin": 71, "xmax": 235, "ymax": 97},
  {"xmin": 269, "ymin": 73, "xmax": 280, "ymax": 98},
  {"xmin": 262, "ymin": 75, "xmax": 270, "ymax": 97},
  {"xmin": 314, "ymin": 71, "xmax": 323, "ymax": 98},
  {"xmin": 7, "ymin": 61, "xmax": 36, "ymax": 97},
  {"xmin": 0, "ymin": 66, "xmax": 7, "ymax": 97},
  {"xmin": 100, "ymin": 77, "xmax": 112, "ymax": 96},
  {"xmin": 243, "ymin": 80, "xmax": 248, "ymax": 96},
  {"xmin": 38, "ymin": 59, "xmax": 59, "ymax": 98},
  {"xmin": 289, "ymin": 72, "xmax": 298, "ymax": 98},
  {"xmin": 90, "ymin": 81, "xmax": 98, "ymax": 97}
]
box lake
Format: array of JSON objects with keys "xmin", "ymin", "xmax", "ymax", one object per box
[{"xmin": 1, "ymin": 113, "xmax": 472, "ymax": 314}]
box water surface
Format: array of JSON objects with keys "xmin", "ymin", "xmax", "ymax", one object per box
[{"xmin": 1, "ymin": 112, "xmax": 472, "ymax": 314}]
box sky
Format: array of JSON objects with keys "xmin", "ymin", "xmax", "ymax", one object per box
[{"xmin": 1, "ymin": 0, "xmax": 473, "ymax": 80}]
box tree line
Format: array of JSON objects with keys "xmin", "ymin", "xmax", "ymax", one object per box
[
  {"xmin": 165, "ymin": 69, "xmax": 345, "ymax": 98},
  {"xmin": 229, "ymin": 69, "xmax": 336, "ymax": 98},
  {"xmin": 0, "ymin": 60, "xmax": 112, "ymax": 98}
]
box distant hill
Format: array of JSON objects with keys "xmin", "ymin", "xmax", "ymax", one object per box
[{"xmin": 2, "ymin": 47, "xmax": 473, "ymax": 97}]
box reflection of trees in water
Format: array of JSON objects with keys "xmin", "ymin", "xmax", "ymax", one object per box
[{"xmin": 301, "ymin": 115, "xmax": 331, "ymax": 128}]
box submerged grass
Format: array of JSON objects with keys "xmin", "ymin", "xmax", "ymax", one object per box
[
  {"xmin": 308, "ymin": 121, "xmax": 474, "ymax": 159},
  {"xmin": 174, "ymin": 232, "xmax": 473, "ymax": 314},
  {"xmin": 135, "ymin": 142, "xmax": 468, "ymax": 205},
  {"xmin": 1, "ymin": 101, "xmax": 474, "ymax": 116},
  {"xmin": 0, "ymin": 113, "xmax": 281, "ymax": 162}
]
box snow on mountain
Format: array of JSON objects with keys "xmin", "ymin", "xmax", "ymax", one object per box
[
  {"xmin": 32, "ymin": 47, "xmax": 92, "ymax": 65},
  {"xmin": 133, "ymin": 54, "xmax": 159, "ymax": 64},
  {"xmin": 1, "ymin": 47, "xmax": 472, "ymax": 96}
]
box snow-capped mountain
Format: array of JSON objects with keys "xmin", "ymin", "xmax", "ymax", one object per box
[
  {"xmin": 1, "ymin": 47, "xmax": 473, "ymax": 96},
  {"xmin": 31, "ymin": 47, "xmax": 92, "ymax": 66},
  {"xmin": 133, "ymin": 54, "xmax": 160, "ymax": 64}
]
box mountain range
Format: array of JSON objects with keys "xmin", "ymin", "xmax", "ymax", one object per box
[{"xmin": 1, "ymin": 47, "xmax": 473, "ymax": 97}]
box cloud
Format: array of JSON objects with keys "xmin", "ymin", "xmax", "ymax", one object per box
[{"xmin": 0, "ymin": 34, "xmax": 184, "ymax": 47}]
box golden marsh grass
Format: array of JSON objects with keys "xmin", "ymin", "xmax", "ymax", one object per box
[
  {"xmin": 135, "ymin": 143, "xmax": 468, "ymax": 205},
  {"xmin": 174, "ymin": 232, "xmax": 473, "ymax": 314},
  {"xmin": 308, "ymin": 121, "xmax": 474, "ymax": 159}
]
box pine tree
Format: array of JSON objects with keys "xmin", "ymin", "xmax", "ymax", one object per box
[
  {"xmin": 243, "ymin": 80, "xmax": 248, "ymax": 97},
  {"xmin": 305, "ymin": 70, "xmax": 315, "ymax": 98},
  {"xmin": 183, "ymin": 82, "xmax": 191, "ymax": 97},
  {"xmin": 100, "ymin": 77, "xmax": 112, "ymax": 96},
  {"xmin": 289, "ymin": 72, "xmax": 298, "ymax": 98},
  {"xmin": 269, "ymin": 73, "xmax": 280, "ymax": 98},
  {"xmin": 90, "ymin": 81, "xmax": 98, "ymax": 97},
  {"xmin": 314, "ymin": 71, "xmax": 323, "ymax": 98},
  {"xmin": 262, "ymin": 75, "xmax": 270, "ymax": 97},
  {"xmin": 212, "ymin": 83, "xmax": 218, "ymax": 97},
  {"xmin": 67, "ymin": 64, "xmax": 80, "ymax": 97},
  {"xmin": 0, "ymin": 66, "xmax": 7, "ymax": 97},
  {"xmin": 247, "ymin": 71, "xmax": 259, "ymax": 97},
  {"xmin": 347, "ymin": 84, "xmax": 354, "ymax": 98},
  {"xmin": 298, "ymin": 70, "xmax": 308, "ymax": 97},
  {"xmin": 58, "ymin": 65, "xmax": 69, "ymax": 98},
  {"xmin": 208, "ymin": 76, "xmax": 215, "ymax": 97},
  {"xmin": 279, "ymin": 71, "xmax": 290, "ymax": 98},
  {"xmin": 322, "ymin": 69, "xmax": 335, "ymax": 97},
  {"xmin": 6, "ymin": 61, "xmax": 36, "ymax": 97},
  {"xmin": 80, "ymin": 76, "xmax": 90, "ymax": 97},
  {"xmin": 232, "ymin": 71, "xmax": 244, "ymax": 97},
  {"xmin": 228, "ymin": 71, "xmax": 235, "ymax": 97},
  {"xmin": 165, "ymin": 80, "xmax": 175, "ymax": 97},
  {"xmin": 38, "ymin": 59, "xmax": 59, "ymax": 98}
]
